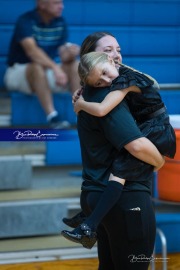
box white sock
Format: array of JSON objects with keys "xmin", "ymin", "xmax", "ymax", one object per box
[{"xmin": 47, "ymin": 111, "xmax": 58, "ymax": 122}]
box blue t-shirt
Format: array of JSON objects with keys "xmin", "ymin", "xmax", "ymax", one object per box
[{"xmin": 7, "ymin": 9, "xmax": 68, "ymax": 66}]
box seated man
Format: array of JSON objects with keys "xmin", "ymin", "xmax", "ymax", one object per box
[{"xmin": 4, "ymin": 0, "xmax": 80, "ymax": 128}]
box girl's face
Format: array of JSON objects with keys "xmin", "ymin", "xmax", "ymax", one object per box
[
  {"xmin": 95, "ymin": 35, "xmax": 122, "ymax": 69},
  {"xmin": 87, "ymin": 57, "xmax": 119, "ymax": 88}
]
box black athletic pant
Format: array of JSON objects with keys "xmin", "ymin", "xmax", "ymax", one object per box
[{"xmin": 80, "ymin": 190, "xmax": 156, "ymax": 270}]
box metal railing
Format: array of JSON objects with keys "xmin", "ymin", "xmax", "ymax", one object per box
[
  {"xmin": 151, "ymin": 228, "xmax": 168, "ymax": 270},
  {"xmin": 159, "ymin": 83, "xmax": 180, "ymax": 90}
]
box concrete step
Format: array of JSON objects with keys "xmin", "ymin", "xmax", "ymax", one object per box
[
  {"xmin": 0, "ymin": 184, "xmax": 81, "ymax": 239},
  {"xmin": 0, "ymin": 154, "xmax": 45, "ymax": 167},
  {"xmin": 0, "ymin": 141, "xmax": 46, "ymax": 189},
  {"xmin": 0, "ymin": 185, "xmax": 81, "ymax": 202},
  {"xmin": 0, "ymin": 101, "xmax": 84, "ymax": 242},
  {"xmin": 0, "ymin": 197, "xmax": 80, "ymax": 239},
  {"xmin": 0, "ymin": 95, "xmax": 11, "ymax": 127},
  {"xmin": 0, "ymin": 163, "xmax": 82, "ymax": 238},
  {"xmin": 0, "ymin": 95, "xmax": 11, "ymax": 115},
  {"xmin": 0, "ymin": 115, "xmax": 11, "ymax": 126},
  {"xmin": 0, "ymin": 154, "xmax": 45, "ymax": 190},
  {"xmin": 0, "ymin": 235, "xmax": 98, "ymax": 265},
  {"xmin": 0, "ymin": 152, "xmax": 81, "ymax": 191},
  {"xmin": 0, "ymin": 158, "xmax": 32, "ymax": 190},
  {"xmin": 0, "ymin": 141, "xmax": 45, "ymax": 156}
]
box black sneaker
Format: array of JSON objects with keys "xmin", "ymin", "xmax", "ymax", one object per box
[
  {"xmin": 49, "ymin": 115, "xmax": 71, "ymax": 129},
  {"xmin": 62, "ymin": 211, "xmax": 86, "ymax": 228},
  {"xmin": 61, "ymin": 223, "xmax": 97, "ymax": 249}
]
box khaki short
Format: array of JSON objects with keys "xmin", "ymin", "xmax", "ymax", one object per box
[{"xmin": 4, "ymin": 63, "xmax": 69, "ymax": 94}]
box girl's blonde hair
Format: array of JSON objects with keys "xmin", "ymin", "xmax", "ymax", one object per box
[{"xmin": 78, "ymin": 52, "xmax": 109, "ymax": 86}]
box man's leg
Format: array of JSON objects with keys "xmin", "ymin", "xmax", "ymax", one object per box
[
  {"xmin": 62, "ymin": 60, "xmax": 80, "ymax": 93},
  {"xmin": 26, "ymin": 63, "xmax": 70, "ymax": 128},
  {"xmin": 26, "ymin": 63, "xmax": 56, "ymax": 115}
]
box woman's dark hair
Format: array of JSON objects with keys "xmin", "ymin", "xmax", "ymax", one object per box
[{"xmin": 80, "ymin": 31, "xmax": 115, "ymax": 57}]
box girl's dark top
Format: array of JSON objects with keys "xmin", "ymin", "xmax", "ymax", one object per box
[
  {"xmin": 111, "ymin": 65, "xmax": 176, "ymax": 159},
  {"xmin": 112, "ymin": 65, "xmax": 164, "ymax": 119}
]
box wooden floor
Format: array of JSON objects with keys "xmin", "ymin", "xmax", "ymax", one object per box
[
  {"xmin": 0, "ymin": 259, "xmax": 98, "ymax": 270},
  {"xmin": 0, "ymin": 253, "xmax": 179, "ymax": 270},
  {"xmin": 153, "ymin": 253, "xmax": 180, "ymax": 270}
]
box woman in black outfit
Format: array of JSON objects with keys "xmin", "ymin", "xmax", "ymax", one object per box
[{"xmin": 62, "ymin": 32, "xmax": 166, "ymax": 270}]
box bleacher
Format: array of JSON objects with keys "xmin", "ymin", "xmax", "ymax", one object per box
[
  {"xmin": 1, "ymin": 0, "xmax": 180, "ymax": 84},
  {"xmin": 0, "ymin": 0, "xmax": 180, "ymax": 267},
  {"xmin": 1, "ymin": 0, "xmax": 180, "ymax": 125}
]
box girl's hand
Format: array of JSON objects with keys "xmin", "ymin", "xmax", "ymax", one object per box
[
  {"xmin": 74, "ymin": 96, "xmax": 84, "ymax": 114},
  {"xmin": 72, "ymin": 88, "xmax": 83, "ymax": 104}
]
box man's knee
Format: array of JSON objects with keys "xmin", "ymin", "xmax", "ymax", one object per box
[
  {"xmin": 61, "ymin": 59, "xmax": 79, "ymax": 75},
  {"xmin": 27, "ymin": 63, "xmax": 46, "ymax": 82}
]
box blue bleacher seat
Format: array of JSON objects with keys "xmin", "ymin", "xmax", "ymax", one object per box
[
  {"xmin": 10, "ymin": 92, "xmax": 76, "ymax": 126},
  {"xmin": 159, "ymin": 90, "xmax": 180, "ymax": 114},
  {"xmin": 0, "ymin": 58, "xmax": 6, "ymax": 89},
  {"xmin": 46, "ymin": 129, "xmax": 82, "ymax": 165}
]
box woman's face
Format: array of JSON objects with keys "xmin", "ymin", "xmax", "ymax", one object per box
[
  {"xmin": 95, "ymin": 35, "xmax": 122, "ymax": 69},
  {"xmin": 87, "ymin": 57, "xmax": 119, "ymax": 88}
]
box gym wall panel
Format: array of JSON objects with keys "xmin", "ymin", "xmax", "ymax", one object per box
[
  {"xmin": 68, "ymin": 26, "xmax": 180, "ymax": 56},
  {"xmin": 0, "ymin": 0, "xmax": 180, "ymax": 26},
  {"xmin": 0, "ymin": 58, "xmax": 6, "ymax": 88},
  {"xmin": 1, "ymin": 25, "xmax": 179, "ymax": 57},
  {"xmin": 124, "ymin": 56, "xmax": 180, "ymax": 83},
  {"xmin": 0, "ymin": 0, "xmax": 35, "ymax": 24}
]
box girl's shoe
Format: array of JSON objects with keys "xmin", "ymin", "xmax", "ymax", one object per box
[{"xmin": 61, "ymin": 223, "xmax": 97, "ymax": 249}]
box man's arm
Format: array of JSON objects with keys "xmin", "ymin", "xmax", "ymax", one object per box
[
  {"xmin": 21, "ymin": 37, "xmax": 57, "ymax": 69},
  {"xmin": 20, "ymin": 37, "xmax": 67, "ymax": 86}
]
